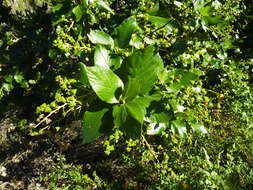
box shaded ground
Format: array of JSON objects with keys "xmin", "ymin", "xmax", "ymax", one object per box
[{"xmin": 0, "ymin": 105, "xmax": 104, "ymax": 190}]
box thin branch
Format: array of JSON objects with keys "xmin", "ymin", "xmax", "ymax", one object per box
[
  {"xmin": 34, "ymin": 103, "xmax": 68, "ymax": 128},
  {"xmin": 142, "ymin": 135, "xmax": 159, "ymax": 163}
]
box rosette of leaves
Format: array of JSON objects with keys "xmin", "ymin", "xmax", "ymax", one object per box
[{"xmin": 80, "ymin": 44, "xmax": 163, "ymax": 143}]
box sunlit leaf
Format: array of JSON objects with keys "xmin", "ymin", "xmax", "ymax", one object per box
[
  {"xmin": 125, "ymin": 96, "xmax": 152, "ymax": 124},
  {"xmin": 122, "ymin": 78, "xmax": 141, "ymax": 101},
  {"xmin": 14, "ymin": 73, "xmax": 24, "ymax": 83},
  {"xmin": 129, "ymin": 33, "xmax": 143, "ymax": 49},
  {"xmin": 114, "ymin": 17, "xmax": 142, "ymax": 48},
  {"xmin": 84, "ymin": 65, "xmax": 123, "ymax": 103},
  {"xmin": 146, "ymin": 112, "xmax": 172, "ymax": 135},
  {"xmin": 94, "ymin": 45, "xmax": 110, "ymax": 69},
  {"xmin": 88, "ymin": 30, "xmax": 114, "ymax": 48},
  {"xmin": 110, "ymin": 56, "xmax": 123, "ymax": 70},
  {"xmin": 121, "ymin": 46, "xmax": 164, "ymax": 95}
]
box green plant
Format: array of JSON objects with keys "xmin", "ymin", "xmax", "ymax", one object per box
[
  {"xmin": 42, "ymin": 153, "xmax": 106, "ymax": 190},
  {"xmin": 1, "ymin": 0, "xmax": 253, "ymax": 189},
  {"xmin": 79, "ymin": 10, "xmax": 208, "ymax": 143}
]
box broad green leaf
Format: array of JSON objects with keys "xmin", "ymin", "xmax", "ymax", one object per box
[
  {"xmin": 148, "ymin": 92, "xmax": 162, "ymax": 102},
  {"xmin": 122, "ymin": 46, "xmax": 164, "ymax": 95},
  {"xmin": 222, "ymin": 39, "xmax": 235, "ymax": 50},
  {"xmin": 83, "ymin": 0, "xmax": 89, "ymax": 7},
  {"xmin": 79, "ymin": 63, "xmax": 89, "ymax": 85},
  {"xmin": 99, "ymin": 109, "xmax": 114, "ymax": 135},
  {"xmin": 20, "ymin": 81, "xmax": 29, "ymax": 88},
  {"xmin": 94, "ymin": 45, "xmax": 110, "ymax": 69},
  {"xmin": 113, "ymin": 104, "xmax": 128, "ymax": 127},
  {"xmin": 122, "ymin": 116, "xmax": 142, "ymax": 139},
  {"xmin": 83, "ymin": 108, "xmax": 109, "ymax": 143},
  {"xmin": 158, "ymin": 69, "xmax": 173, "ymax": 84},
  {"xmin": 166, "ymin": 83, "xmax": 182, "ymax": 93},
  {"xmin": 122, "ymin": 78, "xmax": 141, "ymax": 101},
  {"xmin": 96, "ymin": 0, "xmax": 114, "ymax": 14},
  {"xmin": 199, "ymin": 5, "xmax": 213, "ymax": 16},
  {"xmin": 114, "ymin": 17, "xmax": 141, "ymax": 48},
  {"xmin": 84, "ymin": 65, "xmax": 123, "ymax": 103},
  {"xmin": 171, "ymin": 120, "xmax": 187, "ymax": 137},
  {"xmin": 89, "ymin": 12, "xmax": 98, "ymax": 25},
  {"xmin": 180, "ymin": 72, "xmax": 198, "ymax": 87},
  {"xmin": 125, "ymin": 96, "xmax": 153, "ymax": 124},
  {"xmin": 88, "ymin": 30, "xmax": 114, "ymax": 48},
  {"xmin": 149, "ymin": 112, "xmax": 172, "ymax": 123},
  {"xmin": 72, "ymin": 5, "xmax": 83, "ymax": 22},
  {"xmin": 113, "ymin": 105, "xmax": 141, "ymax": 139}
]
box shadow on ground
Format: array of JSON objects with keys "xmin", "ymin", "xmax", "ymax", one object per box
[{"xmin": 0, "ymin": 105, "xmax": 104, "ymax": 190}]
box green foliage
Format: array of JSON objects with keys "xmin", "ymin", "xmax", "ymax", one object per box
[
  {"xmin": 1, "ymin": 0, "xmax": 253, "ymax": 188},
  {"xmin": 3, "ymin": 0, "xmax": 52, "ymax": 15},
  {"xmin": 41, "ymin": 153, "xmax": 106, "ymax": 190},
  {"xmin": 81, "ymin": 45, "xmax": 165, "ymax": 141},
  {"xmin": 95, "ymin": 111, "xmax": 253, "ymax": 189}
]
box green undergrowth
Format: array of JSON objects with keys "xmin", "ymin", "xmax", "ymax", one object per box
[
  {"xmin": 1, "ymin": 0, "xmax": 253, "ymax": 189},
  {"xmin": 41, "ymin": 107, "xmax": 253, "ymax": 189}
]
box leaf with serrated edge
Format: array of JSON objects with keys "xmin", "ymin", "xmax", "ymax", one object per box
[
  {"xmin": 125, "ymin": 96, "xmax": 153, "ymax": 124},
  {"xmin": 123, "ymin": 46, "xmax": 163, "ymax": 95},
  {"xmin": 122, "ymin": 78, "xmax": 141, "ymax": 101},
  {"xmin": 113, "ymin": 105, "xmax": 141, "ymax": 139}
]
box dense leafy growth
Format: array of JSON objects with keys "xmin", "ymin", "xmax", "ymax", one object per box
[{"xmin": 1, "ymin": 0, "xmax": 253, "ymax": 189}]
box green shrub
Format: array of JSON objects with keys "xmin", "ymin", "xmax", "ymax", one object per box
[{"xmin": 1, "ymin": 0, "xmax": 253, "ymax": 189}]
